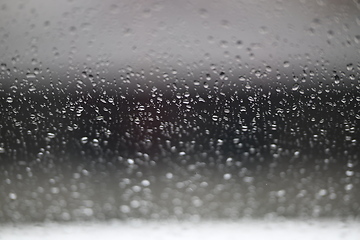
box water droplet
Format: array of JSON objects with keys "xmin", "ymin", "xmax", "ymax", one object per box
[
  {"xmin": 199, "ymin": 8, "xmax": 208, "ymax": 18},
  {"xmin": 244, "ymin": 177, "xmax": 254, "ymax": 183},
  {"xmin": 6, "ymin": 97, "xmax": 13, "ymax": 103},
  {"xmin": 292, "ymin": 83, "xmax": 300, "ymax": 91},
  {"xmin": 47, "ymin": 133, "xmax": 55, "ymax": 139},
  {"xmin": 29, "ymin": 86, "xmax": 37, "ymax": 92},
  {"xmin": 120, "ymin": 205, "xmax": 130, "ymax": 213},
  {"xmin": 92, "ymin": 139, "xmax": 99, "ymax": 146},
  {"xmin": 239, "ymin": 76, "xmax": 246, "ymax": 81},
  {"xmin": 141, "ymin": 180, "xmax": 150, "ymax": 187},
  {"xmin": 345, "ymin": 184, "xmax": 353, "ymax": 191},
  {"xmin": 69, "ymin": 26, "xmax": 77, "ymax": 34},
  {"xmin": 223, "ymin": 173, "xmax": 232, "ymax": 180},
  {"xmin": 26, "ymin": 73, "xmax": 36, "ymax": 78},
  {"xmin": 0, "ymin": 63, "xmax": 6, "ymax": 70},
  {"xmin": 346, "ymin": 63, "xmax": 353, "ymax": 71},
  {"xmin": 318, "ymin": 189, "xmax": 327, "ymax": 196},
  {"xmin": 259, "ymin": 26, "xmax": 268, "ymax": 34},
  {"xmin": 236, "ymin": 40, "xmax": 243, "ymax": 48},
  {"xmin": 81, "ymin": 137, "xmax": 88, "ymax": 144},
  {"xmin": 9, "ymin": 193, "xmax": 17, "ymax": 200},
  {"xmin": 276, "ymin": 190, "xmax": 286, "ymax": 197}
]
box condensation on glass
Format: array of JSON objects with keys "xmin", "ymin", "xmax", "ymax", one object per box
[{"xmin": 0, "ymin": 0, "xmax": 359, "ymax": 239}]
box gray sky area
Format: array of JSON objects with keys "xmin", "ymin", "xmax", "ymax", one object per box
[{"xmin": 0, "ymin": 0, "xmax": 359, "ymax": 78}]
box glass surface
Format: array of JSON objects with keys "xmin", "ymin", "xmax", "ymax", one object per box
[{"xmin": 0, "ymin": 0, "xmax": 359, "ymax": 238}]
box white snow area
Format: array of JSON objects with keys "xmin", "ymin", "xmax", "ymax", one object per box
[{"xmin": 1, "ymin": 220, "xmax": 359, "ymax": 240}]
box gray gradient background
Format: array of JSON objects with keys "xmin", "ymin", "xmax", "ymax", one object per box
[{"xmin": 0, "ymin": 0, "xmax": 360, "ymax": 223}]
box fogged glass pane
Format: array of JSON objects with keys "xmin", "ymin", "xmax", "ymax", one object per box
[{"xmin": 0, "ymin": 0, "xmax": 359, "ymax": 239}]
